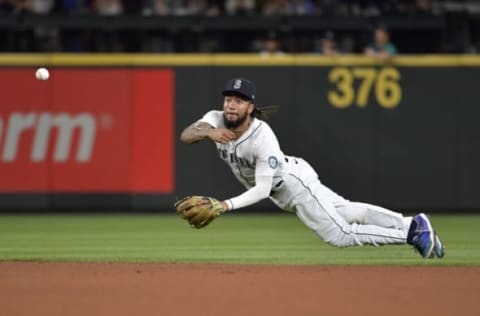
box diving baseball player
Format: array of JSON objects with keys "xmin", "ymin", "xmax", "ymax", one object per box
[{"xmin": 179, "ymin": 78, "xmax": 445, "ymax": 258}]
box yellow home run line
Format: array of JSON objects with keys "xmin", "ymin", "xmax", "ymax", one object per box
[{"xmin": 0, "ymin": 54, "xmax": 480, "ymax": 66}]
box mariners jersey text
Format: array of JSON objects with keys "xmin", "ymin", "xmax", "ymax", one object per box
[{"xmin": 217, "ymin": 148, "xmax": 255, "ymax": 169}]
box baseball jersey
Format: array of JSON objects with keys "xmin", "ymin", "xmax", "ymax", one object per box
[
  {"xmin": 200, "ymin": 110, "xmax": 286, "ymax": 188},
  {"xmin": 199, "ymin": 110, "xmax": 324, "ymax": 212}
]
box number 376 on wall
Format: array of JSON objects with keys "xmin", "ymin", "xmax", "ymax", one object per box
[{"xmin": 327, "ymin": 67, "xmax": 401, "ymax": 109}]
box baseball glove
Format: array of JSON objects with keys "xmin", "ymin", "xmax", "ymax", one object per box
[{"xmin": 174, "ymin": 196, "xmax": 226, "ymax": 229}]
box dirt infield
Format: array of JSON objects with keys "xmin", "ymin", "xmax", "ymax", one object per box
[{"xmin": 1, "ymin": 263, "xmax": 478, "ymax": 316}]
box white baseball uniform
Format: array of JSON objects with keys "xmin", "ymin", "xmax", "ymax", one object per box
[{"xmin": 200, "ymin": 110, "xmax": 412, "ymax": 247}]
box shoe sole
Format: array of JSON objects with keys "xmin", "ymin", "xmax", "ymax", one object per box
[
  {"xmin": 434, "ymin": 233, "xmax": 445, "ymax": 258},
  {"xmin": 417, "ymin": 213, "xmax": 435, "ymax": 258}
]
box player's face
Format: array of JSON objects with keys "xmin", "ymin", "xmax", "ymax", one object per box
[{"xmin": 223, "ymin": 94, "xmax": 254, "ymax": 129}]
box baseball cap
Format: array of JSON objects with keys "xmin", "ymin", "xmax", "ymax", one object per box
[{"xmin": 222, "ymin": 78, "xmax": 255, "ymax": 101}]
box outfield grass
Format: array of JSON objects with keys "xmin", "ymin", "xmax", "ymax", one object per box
[{"xmin": 0, "ymin": 213, "xmax": 478, "ymax": 265}]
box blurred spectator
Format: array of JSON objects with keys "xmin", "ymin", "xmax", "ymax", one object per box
[
  {"xmin": 93, "ymin": 0, "xmax": 123, "ymax": 15},
  {"xmin": 140, "ymin": 0, "xmax": 175, "ymax": 52},
  {"xmin": 18, "ymin": 0, "xmax": 60, "ymax": 51},
  {"xmin": 179, "ymin": 0, "xmax": 220, "ymax": 16},
  {"xmin": 350, "ymin": 0, "xmax": 381, "ymax": 16},
  {"xmin": 56, "ymin": 0, "xmax": 91, "ymax": 14},
  {"xmin": 376, "ymin": 0, "xmax": 408, "ymax": 15},
  {"xmin": 21, "ymin": 0, "xmax": 55, "ymax": 14},
  {"xmin": 289, "ymin": 0, "xmax": 316, "ymax": 15},
  {"xmin": 408, "ymin": 0, "xmax": 435, "ymax": 16},
  {"xmin": 316, "ymin": 30, "xmax": 339, "ymax": 56},
  {"xmin": 91, "ymin": 0, "xmax": 124, "ymax": 51},
  {"xmin": 364, "ymin": 26, "xmax": 397, "ymax": 61},
  {"xmin": 258, "ymin": 31, "xmax": 286, "ymax": 57},
  {"xmin": 0, "ymin": 0, "xmax": 18, "ymax": 14},
  {"xmin": 142, "ymin": 31, "xmax": 174, "ymax": 52},
  {"xmin": 142, "ymin": 0, "xmax": 173, "ymax": 15},
  {"xmin": 262, "ymin": 0, "xmax": 289, "ymax": 15},
  {"xmin": 57, "ymin": 0, "xmax": 92, "ymax": 51},
  {"xmin": 225, "ymin": 0, "xmax": 256, "ymax": 16},
  {"xmin": 316, "ymin": 0, "xmax": 348, "ymax": 16}
]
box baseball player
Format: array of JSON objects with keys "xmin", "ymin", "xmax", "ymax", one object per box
[{"xmin": 179, "ymin": 78, "xmax": 445, "ymax": 258}]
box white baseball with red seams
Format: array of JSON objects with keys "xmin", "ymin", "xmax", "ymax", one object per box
[
  {"xmin": 35, "ymin": 68, "xmax": 49, "ymax": 80},
  {"xmin": 199, "ymin": 110, "xmax": 413, "ymax": 247}
]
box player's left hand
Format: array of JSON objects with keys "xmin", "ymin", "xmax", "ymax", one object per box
[
  {"xmin": 207, "ymin": 128, "xmax": 236, "ymax": 144},
  {"xmin": 174, "ymin": 196, "xmax": 227, "ymax": 228}
]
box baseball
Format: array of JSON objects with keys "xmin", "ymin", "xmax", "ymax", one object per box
[{"xmin": 35, "ymin": 67, "xmax": 49, "ymax": 80}]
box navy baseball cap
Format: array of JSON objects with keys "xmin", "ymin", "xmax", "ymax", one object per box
[{"xmin": 222, "ymin": 78, "xmax": 255, "ymax": 101}]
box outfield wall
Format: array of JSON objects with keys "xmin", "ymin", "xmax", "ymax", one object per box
[{"xmin": 0, "ymin": 54, "xmax": 479, "ymax": 212}]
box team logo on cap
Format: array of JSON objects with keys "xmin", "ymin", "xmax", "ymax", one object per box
[{"xmin": 233, "ymin": 79, "xmax": 242, "ymax": 89}]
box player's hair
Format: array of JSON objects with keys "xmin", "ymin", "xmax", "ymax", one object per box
[{"xmin": 252, "ymin": 105, "xmax": 279, "ymax": 120}]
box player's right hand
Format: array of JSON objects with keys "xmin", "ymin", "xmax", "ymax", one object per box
[{"xmin": 208, "ymin": 128, "xmax": 236, "ymax": 144}]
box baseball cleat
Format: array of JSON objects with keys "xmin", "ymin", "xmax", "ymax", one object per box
[
  {"xmin": 407, "ymin": 213, "xmax": 435, "ymax": 258},
  {"xmin": 433, "ymin": 232, "xmax": 445, "ymax": 258}
]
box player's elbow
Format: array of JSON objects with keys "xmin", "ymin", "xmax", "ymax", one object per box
[
  {"xmin": 254, "ymin": 176, "xmax": 274, "ymax": 200},
  {"xmin": 180, "ymin": 132, "xmax": 190, "ymax": 143},
  {"xmin": 180, "ymin": 131, "xmax": 196, "ymax": 144},
  {"xmin": 256, "ymin": 184, "xmax": 272, "ymax": 200}
]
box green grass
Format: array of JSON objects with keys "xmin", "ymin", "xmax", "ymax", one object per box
[{"xmin": 0, "ymin": 213, "xmax": 479, "ymax": 265}]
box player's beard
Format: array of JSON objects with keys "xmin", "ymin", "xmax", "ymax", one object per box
[{"xmin": 223, "ymin": 111, "xmax": 248, "ymax": 129}]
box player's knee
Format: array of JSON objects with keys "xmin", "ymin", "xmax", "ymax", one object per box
[
  {"xmin": 316, "ymin": 226, "xmax": 355, "ymax": 248},
  {"xmin": 325, "ymin": 236, "xmax": 351, "ymax": 248}
]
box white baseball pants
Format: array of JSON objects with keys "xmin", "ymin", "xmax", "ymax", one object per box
[{"xmin": 273, "ymin": 158, "xmax": 412, "ymax": 247}]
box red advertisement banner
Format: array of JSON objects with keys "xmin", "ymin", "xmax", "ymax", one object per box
[{"xmin": 0, "ymin": 68, "xmax": 174, "ymax": 193}]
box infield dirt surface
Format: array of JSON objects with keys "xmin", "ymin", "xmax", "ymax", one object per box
[{"xmin": 1, "ymin": 262, "xmax": 478, "ymax": 316}]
